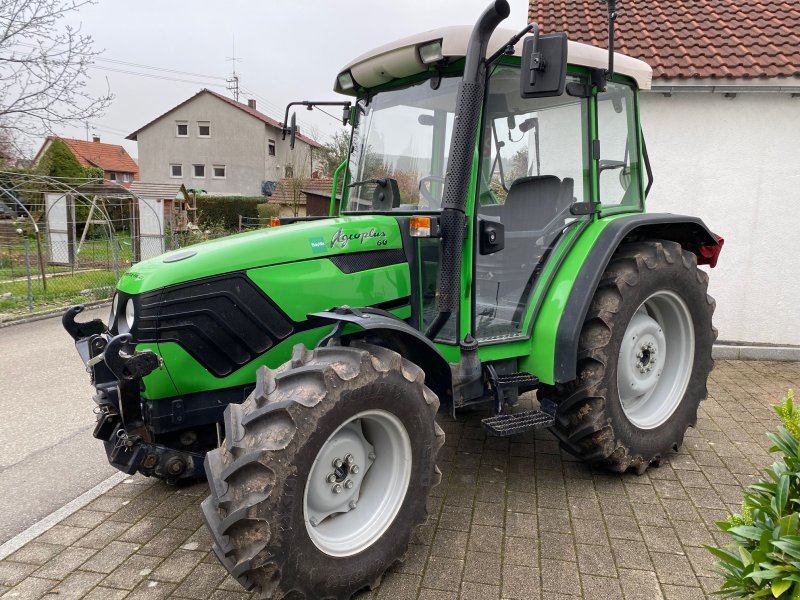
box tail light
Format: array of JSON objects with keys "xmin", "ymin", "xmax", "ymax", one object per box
[{"xmin": 697, "ymin": 233, "xmax": 724, "ymax": 268}]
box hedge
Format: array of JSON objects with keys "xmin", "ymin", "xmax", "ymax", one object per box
[{"xmin": 195, "ymin": 196, "xmax": 265, "ymax": 230}]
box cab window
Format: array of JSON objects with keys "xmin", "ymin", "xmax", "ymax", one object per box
[{"xmin": 597, "ymin": 81, "xmax": 642, "ymax": 209}]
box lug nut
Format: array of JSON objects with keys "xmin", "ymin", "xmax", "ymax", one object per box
[
  {"xmin": 345, "ymin": 479, "xmax": 354, "ymax": 489},
  {"xmin": 333, "ymin": 484, "xmax": 343, "ymax": 494},
  {"xmin": 349, "ymin": 500, "xmax": 357, "ymax": 510},
  {"xmin": 345, "ymin": 454, "xmax": 355, "ymax": 465},
  {"xmin": 326, "ymin": 473, "xmax": 336, "ymax": 483},
  {"xmin": 333, "ymin": 458, "xmax": 343, "ymax": 468},
  {"xmin": 350, "ymin": 465, "xmax": 359, "ymax": 475}
]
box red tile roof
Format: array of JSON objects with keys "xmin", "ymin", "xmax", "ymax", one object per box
[
  {"xmin": 39, "ymin": 137, "xmax": 139, "ymax": 175},
  {"xmin": 127, "ymin": 89, "xmax": 322, "ymax": 148},
  {"xmin": 528, "ymin": 0, "xmax": 800, "ymax": 79}
]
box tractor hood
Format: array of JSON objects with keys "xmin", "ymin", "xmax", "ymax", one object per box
[{"xmin": 117, "ymin": 215, "xmax": 404, "ymax": 295}]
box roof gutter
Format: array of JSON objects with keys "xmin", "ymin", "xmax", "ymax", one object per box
[{"xmin": 650, "ymin": 77, "xmax": 800, "ymax": 96}]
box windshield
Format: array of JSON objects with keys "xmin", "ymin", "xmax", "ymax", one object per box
[{"xmin": 345, "ymin": 76, "xmax": 460, "ymax": 212}]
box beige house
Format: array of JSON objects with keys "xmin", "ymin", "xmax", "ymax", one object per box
[{"xmin": 127, "ymin": 90, "xmax": 322, "ymax": 196}]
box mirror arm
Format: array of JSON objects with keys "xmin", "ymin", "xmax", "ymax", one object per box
[
  {"xmin": 486, "ymin": 23, "xmax": 534, "ymax": 66},
  {"xmin": 281, "ymin": 100, "xmax": 354, "ymax": 139}
]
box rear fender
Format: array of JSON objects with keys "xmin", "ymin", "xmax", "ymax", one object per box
[
  {"xmin": 552, "ymin": 213, "xmax": 720, "ymax": 383},
  {"xmin": 311, "ymin": 308, "xmax": 453, "ymax": 404}
]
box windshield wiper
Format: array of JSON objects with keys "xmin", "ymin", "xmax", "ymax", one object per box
[{"xmin": 347, "ymin": 178, "xmax": 389, "ymax": 188}]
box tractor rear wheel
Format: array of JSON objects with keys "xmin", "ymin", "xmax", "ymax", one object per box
[
  {"xmin": 539, "ymin": 240, "xmax": 716, "ymax": 474},
  {"xmin": 201, "ymin": 341, "xmax": 444, "ymax": 599}
]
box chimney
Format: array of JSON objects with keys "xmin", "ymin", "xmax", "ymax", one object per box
[
  {"xmin": 247, "ymin": 99, "xmax": 256, "ymax": 109},
  {"xmin": 92, "ymin": 136, "xmax": 100, "ymax": 143}
]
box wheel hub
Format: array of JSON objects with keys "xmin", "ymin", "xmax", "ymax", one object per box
[
  {"xmin": 303, "ymin": 409, "xmax": 412, "ymax": 557},
  {"xmin": 305, "ymin": 423, "xmax": 375, "ymax": 525},
  {"xmin": 616, "ymin": 291, "xmax": 695, "ymax": 430}
]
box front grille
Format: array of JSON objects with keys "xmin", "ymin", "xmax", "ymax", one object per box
[{"xmin": 136, "ymin": 274, "xmax": 293, "ymax": 377}]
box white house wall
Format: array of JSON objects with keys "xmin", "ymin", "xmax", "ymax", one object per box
[
  {"xmin": 135, "ymin": 93, "xmax": 314, "ymax": 195},
  {"xmin": 639, "ymin": 92, "xmax": 800, "ymax": 346}
]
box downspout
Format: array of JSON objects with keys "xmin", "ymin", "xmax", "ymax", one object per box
[{"xmin": 425, "ymin": 0, "xmax": 511, "ymax": 340}]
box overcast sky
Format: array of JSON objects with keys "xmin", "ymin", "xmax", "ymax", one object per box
[{"xmin": 56, "ymin": 0, "xmax": 530, "ymax": 159}]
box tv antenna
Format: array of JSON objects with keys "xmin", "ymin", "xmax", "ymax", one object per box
[{"xmin": 226, "ymin": 37, "xmax": 242, "ymax": 101}]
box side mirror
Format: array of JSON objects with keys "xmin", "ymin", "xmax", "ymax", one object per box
[
  {"xmin": 289, "ymin": 112, "xmax": 297, "ymax": 149},
  {"xmin": 520, "ymin": 32, "xmax": 568, "ymax": 98},
  {"xmin": 372, "ymin": 178, "xmax": 401, "ymax": 210},
  {"xmin": 479, "ymin": 218, "xmax": 505, "ymax": 255}
]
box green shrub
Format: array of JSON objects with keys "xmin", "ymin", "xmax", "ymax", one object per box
[
  {"xmin": 256, "ymin": 203, "xmax": 279, "ymax": 220},
  {"xmin": 196, "ymin": 196, "xmax": 264, "ymax": 231},
  {"xmin": 37, "ymin": 138, "xmax": 85, "ymax": 181},
  {"xmin": 707, "ymin": 390, "xmax": 800, "ymax": 599}
]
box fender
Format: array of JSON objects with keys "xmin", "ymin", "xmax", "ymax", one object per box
[
  {"xmin": 311, "ymin": 307, "xmax": 453, "ymax": 403},
  {"xmin": 553, "ymin": 213, "xmax": 720, "ymax": 383}
]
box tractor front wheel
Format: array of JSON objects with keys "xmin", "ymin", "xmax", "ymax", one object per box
[
  {"xmin": 539, "ymin": 240, "xmax": 716, "ymax": 474},
  {"xmin": 201, "ymin": 341, "xmax": 444, "ymax": 599}
]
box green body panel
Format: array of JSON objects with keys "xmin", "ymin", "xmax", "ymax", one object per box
[
  {"xmin": 152, "ymin": 328, "xmax": 334, "ymax": 397},
  {"xmin": 117, "ymin": 216, "xmax": 404, "ymax": 295},
  {"xmin": 247, "ymin": 260, "xmax": 410, "ymax": 322}
]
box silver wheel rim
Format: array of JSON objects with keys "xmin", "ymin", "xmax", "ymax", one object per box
[
  {"xmin": 616, "ymin": 290, "xmax": 695, "ymax": 429},
  {"xmin": 303, "ymin": 409, "xmax": 412, "ymax": 557}
]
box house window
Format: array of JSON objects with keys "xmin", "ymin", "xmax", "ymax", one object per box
[
  {"xmin": 109, "ymin": 173, "xmax": 117, "ymax": 181},
  {"xmin": 193, "ymin": 164, "xmax": 205, "ymax": 178},
  {"xmin": 176, "ymin": 121, "xmax": 188, "ymax": 137},
  {"xmin": 285, "ymin": 165, "xmax": 293, "ymax": 178},
  {"xmin": 198, "ymin": 121, "xmax": 211, "ymax": 137},
  {"xmin": 170, "ymin": 164, "xmax": 182, "ymax": 178},
  {"xmin": 212, "ymin": 165, "xmax": 226, "ymax": 179},
  {"xmin": 121, "ymin": 173, "xmax": 133, "ymax": 182},
  {"xmin": 268, "ymin": 140, "xmax": 276, "ymax": 156}
]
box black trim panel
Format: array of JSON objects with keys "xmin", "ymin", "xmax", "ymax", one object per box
[
  {"xmin": 328, "ymin": 248, "xmax": 407, "ymax": 274},
  {"xmin": 553, "ymin": 213, "xmax": 718, "ymax": 383}
]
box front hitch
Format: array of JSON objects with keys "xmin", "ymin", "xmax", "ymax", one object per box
[{"xmin": 63, "ymin": 304, "xmax": 107, "ymax": 341}]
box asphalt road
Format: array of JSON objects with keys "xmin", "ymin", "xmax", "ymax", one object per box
[{"xmin": 0, "ymin": 307, "xmax": 117, "ymax": 544}]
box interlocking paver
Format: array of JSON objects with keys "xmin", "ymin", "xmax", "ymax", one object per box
[{"xmin": 0, "ymin": 360, "xmax": 797, "ymax": 599}]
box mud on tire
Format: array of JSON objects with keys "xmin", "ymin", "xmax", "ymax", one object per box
[
  {"xmin": 201, "ymin": 341, "xmax": 444, "ymax": 599},
  {"xmin": 539, "ymin": 240, "xmax": 716, "ymax": 474}
]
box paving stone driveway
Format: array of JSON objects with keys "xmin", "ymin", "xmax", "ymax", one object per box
[{"xmin": 2, "ymin": 359, "xmax": 799, "ymax": 600}]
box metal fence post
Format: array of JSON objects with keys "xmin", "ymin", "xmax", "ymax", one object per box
[
  {"xmin": 24, "ymin": 236, "xmax": 33, "ymax": 312},
  {"xmin": 112, "ymin": 234, "xmax": 120, "ymax": 281}
]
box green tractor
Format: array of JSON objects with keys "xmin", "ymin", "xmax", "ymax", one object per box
[{"xmin": 64, "ymin": 1, "xmax": 723, "ymax": 597}]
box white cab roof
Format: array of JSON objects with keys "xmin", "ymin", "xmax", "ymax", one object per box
[{"xmin": 335, "ymin": 25, "xmax": 653, "ymax": 93}]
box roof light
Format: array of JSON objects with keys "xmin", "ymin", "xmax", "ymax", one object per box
[
  {"xmin": 410, "ymin": 216, "xmax": 432, "ymax": 237},
  {"xmin": 418, "ymin": 40, "xmax": 444, "ymax": 65},
  {"xmin": 337, "ymin": 71, "xmax": 356, "ymax": 91}
]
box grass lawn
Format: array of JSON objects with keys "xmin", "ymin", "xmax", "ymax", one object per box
[{"xmin": 0, "ymin": 269, "xmax": 117, "ymax": 315}]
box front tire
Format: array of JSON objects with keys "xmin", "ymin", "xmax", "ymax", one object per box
[
  {"xmin": 201, "ymin": 341, "xmax": 444, "ymax": 599},
  {"xmin": 539, "ymin": 240, "xmax": 716, "ymax": 474}
]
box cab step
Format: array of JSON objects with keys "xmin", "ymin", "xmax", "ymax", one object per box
[
  {"xmin": 493, "ymin": 371, "xmax": 540, "ymax": 391},
  {"xmin": 481, "ymin": 400, "xmax": 556, "ymax": 437},
  {"xmin": 482, "ymin": 409, "xmax": 555, "ymax": 437}
]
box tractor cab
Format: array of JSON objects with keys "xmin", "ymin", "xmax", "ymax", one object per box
[{"xmin": 326, "ymin": 25, "xmax": 653, "ymax": 345}]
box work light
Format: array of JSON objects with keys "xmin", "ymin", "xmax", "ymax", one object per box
[{"xmin": 418, "ymin": 40, "xmax": 444, "ymax": 65}]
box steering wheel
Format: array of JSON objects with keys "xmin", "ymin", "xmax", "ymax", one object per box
[{"xmin": 418, "ymin": 175, "xmax": 446, "ymax": 207}]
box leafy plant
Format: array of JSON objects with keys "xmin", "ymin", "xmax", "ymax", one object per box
[{"xmin": 707, "ymin": 390, "xmax": 800, "ymax": 598}]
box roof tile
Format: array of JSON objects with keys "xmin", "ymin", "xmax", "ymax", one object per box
[
  {"xmin": 55, "ymin": 137, "xmax": 139, "ymax": 174},
  {"xmin": 528, "ymin": 0, "xmax": 800, "ymax": 79}
]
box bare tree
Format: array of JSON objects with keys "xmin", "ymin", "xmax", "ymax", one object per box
[
  {"xmin": 0, "ymin": 0, "xmax": 112, "ymax": 156},
  {"xmin": 284, "ymin": 143, "xmax": 312, "ymax": 217}
]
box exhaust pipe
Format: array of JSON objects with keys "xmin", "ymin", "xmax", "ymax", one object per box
[{"xmin": 426, "ymin": 0, "xmax": 511, "ymax": 340}]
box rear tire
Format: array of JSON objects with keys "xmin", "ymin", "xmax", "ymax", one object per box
[
  {"xmin": 539, "ymin": 240, "xmax": 716, "ymax": 474},
  {"xmin": 201, "ymin": 341, "xmax": 444, "ymax": 599}
]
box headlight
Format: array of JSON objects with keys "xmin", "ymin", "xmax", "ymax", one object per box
[
  {"xmin": 109, "ymin": 293, "xmax": 119, "ymax": 326},
  {"xmin": 125, "ymin": 299, "xmax": 136, "ymax": 330}
]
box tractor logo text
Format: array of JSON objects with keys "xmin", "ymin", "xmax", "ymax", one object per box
[
  {"xmin": 330, "ymin": 227, "xmax": 387, "ymax": 249},
  {"xmin": 309, "ymin": 237, "xmax": 328, "ymax": 254}
]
